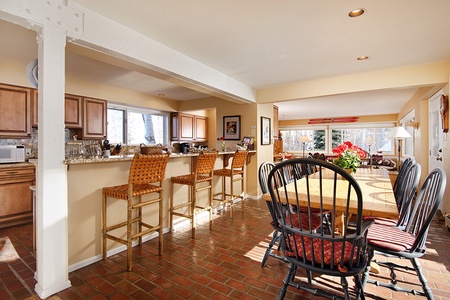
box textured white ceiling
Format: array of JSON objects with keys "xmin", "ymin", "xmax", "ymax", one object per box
[{"xmin": 1, "ymin": 1, "xmax": 450, "ymax": 119}]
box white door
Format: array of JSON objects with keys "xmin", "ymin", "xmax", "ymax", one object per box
[{"xmin": 429, "ymin": 91, "xmax": 444, "ymax": 208}]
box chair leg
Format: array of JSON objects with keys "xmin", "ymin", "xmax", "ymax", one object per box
[
  {"xmin": 354, "ymin": 275, "xmax": 366, "ymax": 300},
  {"xmin": 361, "ymin": 248, "xmax": 374, "ymax": 290},
  {"xmin": 341, "ymin": 277, "xmax": 350, "ymax": 300},
  {"xmin": 102, "ymin": 192, "xmax": 107, "ymax": 260},
  {"xmin": 278, "ymin": 263, "xmax": 297, "ymax": 300},
  {"xmin": 127, "ymin": 197, "xmax": 133, "ymax": 272},
  {"xmin": 158, "ymin": 191, "xmax": 163, "ymax": 255},
  {"xmin": 261, "ymin": 229, "xmax": 279, "ymax": 267},
  {"xmin": 208, "ymin": 182, "xmax": 213, "ymax": 230},
  {"xmin": 412, "ymin": 257, "xmax": 434, "ymax": 300},
  {"xmin": 137, "ymin": 195, "xmax": 142, "ymax": 246},
  {"xmin": 230, "ymin": 176, "xmax": 234, "ymax": 219},
  {"xmin": 170, "ymin": 182, "xmax": 174, "ymax": 232},
  {"xmin": 191, "ymin": 185, "xmax": 196, "ymax": 239},
  {"xmin": 241, "ymin": 174, "xmax": 245, "ymax": 213}
]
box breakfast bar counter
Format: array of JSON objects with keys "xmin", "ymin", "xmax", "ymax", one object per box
[{"xmin": 65, "ymin": 150, "xmax": 255, "ymax": 269}]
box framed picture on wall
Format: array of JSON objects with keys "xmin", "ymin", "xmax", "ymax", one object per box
[
  {"xmin": 223, "ymin": 115, "xmax": 241, "ymax": 140},
  {"xmin": 261, "ymin": 116, "xmax": 271, "ymax": 145}
]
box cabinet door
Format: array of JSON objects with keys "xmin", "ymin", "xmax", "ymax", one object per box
[
  {"xmin": 170, "ymin": 113, "xmax": 179, "ymax": 141},
  {"xmin": 195, "ymin": 116, "xmax": 208, "ymax": 141},
  {"xmin": 32, "ymin": 89, "xmax": 38, "ymax": 127},
  {"xmin": 65, "ymin": 94, "xmax": 82, "ymax": 128},
  {"xmin": 0, "ymin": 84, "xmax": 31, "ymax": 137},
  {"xmin": 82, "ymin": 97, "xmax": 107, "ymax": 139},
  {"xmin": 179, "ymin": 113, "xmax": 195, "ymax": 140}
]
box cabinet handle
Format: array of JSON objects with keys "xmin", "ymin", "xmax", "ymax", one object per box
[{"xmin": 5, "ymin": 171, "xmax": 19, "ymax": 175}]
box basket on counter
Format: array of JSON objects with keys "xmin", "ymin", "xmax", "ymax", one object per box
[{"xmin": 140, "ymin": 143, "xmax": 164, "ymax": 154}]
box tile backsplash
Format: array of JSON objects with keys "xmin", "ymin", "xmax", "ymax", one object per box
[{"xmin": 0, "ymin": 129, "xmax": 141, "ymax": 159}]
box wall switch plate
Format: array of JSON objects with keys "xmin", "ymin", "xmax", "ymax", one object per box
[{"xmin": 26, "ymin": 148, "xmax": 31, "ymax": 156}]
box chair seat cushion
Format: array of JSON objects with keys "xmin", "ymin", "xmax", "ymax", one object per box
[
  {"xmin": 103, "ymin": 183, "xmax": 162, "ymax": 199},
  {"xmin": 367, "ymin": 223, "xmax": 415, "ymax": 252},
  {"xmin": 285, "ymin": 234, "xmax": 357, "ymax": 272},
  {"xmin": 286, "ymin": 213, "xmax": 322, "ymax": 231},
  {"xmin": 362, "ymin": 216, "xmax": 397, "ymax": 227},
  {"xmin": 171, "ymin": 174, "xmax": 213, "ymax": 185},
  {"xmin": 213, "ymin": 168, "xmax": 244, "ymax": 177}
]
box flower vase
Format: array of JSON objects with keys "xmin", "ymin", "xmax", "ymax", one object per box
[
  {"xmin": 342, "ymin": 168, "xmax": 353, "ymax": 180},
  {"xmin": 221, "ymin": 141, "xmax": 226, "ymax": 151}
]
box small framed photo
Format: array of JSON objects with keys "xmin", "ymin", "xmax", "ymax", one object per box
[
  {"xmin": 261, "ymin": 116, "xmax": 271, "ymax": 145},
  {"xmin": 223, "ymin": 115, "xmax": 241, "ymax": 140}
]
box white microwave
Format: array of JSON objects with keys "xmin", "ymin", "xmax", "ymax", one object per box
[{"xmin": 0, "ymin": 145, "xmax": 26, "ymax": 163}]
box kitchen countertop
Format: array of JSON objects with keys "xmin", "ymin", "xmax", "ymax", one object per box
[
  {"xmin": 64, "ymin": 150, "xmax": 255, "ymax": 165},
  {"xmin": 0, "ymin": 162, "xmax": 35, "ymax": 168}
]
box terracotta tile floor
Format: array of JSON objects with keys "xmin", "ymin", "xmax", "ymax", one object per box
[{"xmin": 1, "ymin": 198, "xmax": 450, "ymax": 299}]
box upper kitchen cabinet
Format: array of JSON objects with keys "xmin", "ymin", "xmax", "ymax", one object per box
[
  {"xmin": 32, "ymin": 91, "xmax": 82, "ymax": 128},
  {"xmin": 0, "ymin": 84, "xmax": 31, "ymax": 138},
  {"xmin": 170, "ymin": 112, "xmax": 208, "ymax": 142},
  {"xmin": 80, "ymin": 97, "xmax": 107, "ymax": 140},
  {"xmin": 64, "ymin": 94, "xmax": 82, "ymax": 128}
]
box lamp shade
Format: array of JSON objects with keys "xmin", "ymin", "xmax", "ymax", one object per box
[
  {"xmin": 365, "ymin": 136, "xmax": 374, "ymax": 145},
  {"xmin": 390, "ymin": 126, "xmax": 411, "ymax": 139},
  {"xmin": 299, "ymin": 135, "xmax": 309, "ymax": 143}
]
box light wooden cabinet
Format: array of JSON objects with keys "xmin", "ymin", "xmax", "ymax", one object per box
[
  {"xmin": 273, "ymin": 105, "xmax": 279, "ymax": 139},
  {"xmin": 0, "ymin": 84, "xmax": 31, "ymax": 138},
  {"xmin": 81, "ymin": 97, "xmax": 107, "ymax": 139},
  {"xmin": 0, "ymin": 165, "xmax": 35, "ymax": 228},
  {"xmin": 171, "ymin": 112, "xmax": 208, "ymax": 142},
  {"xmin": 32, "ymin": 91, "xmax": 82, "ymax": 128},
  {"xmin": 64, "ymin": 94, "xmax": 82, "ymax": 128}
]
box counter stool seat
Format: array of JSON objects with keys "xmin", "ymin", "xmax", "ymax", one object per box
[
  {"xmin": 102, "ymin": 153, "xmax": 169, "ymax": 271},
  {"xmin": 170, "ymin": 151, "xmax": 219, "ymax": 238},
  {"xmin": 213, "ymin": 150, "xmax": 248, "ymax": 219}
]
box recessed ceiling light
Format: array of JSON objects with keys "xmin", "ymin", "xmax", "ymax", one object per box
[
  {"xmin": 357, "ymin": 56, "xmax": 369, "ymax": 61},
  {"xmin": 349, "ymin": 8, "xmax": 365, "ymax": 17},
  {"xmin": 158, "ymin": 93, "xmax": 165, "ymax": 97}
]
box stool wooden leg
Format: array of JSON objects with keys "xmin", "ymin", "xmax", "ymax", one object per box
[
  {"xmin": 208, "ymin": 182, "xmax": 213, "ymax": 230},
  {"xmin": 138, "ymin": 195, "xmax": 142, "ymax": 246},
  {"xmin": 169, "ymin": 182, "xmax": 174, "ymax": 232},
  {"xmin": 102, "ymin": 192, "xmax": 107, "ymax": 260},
  {"xmin": 241, "ymin": 174, "xmax": 245, "ymax": 213},
  {"xmin": 158, "ymin": 191, "xmax": 163, "ymax": 255},
  {"xmin": 191, "ymin": 185, "xmax": 195, "ymax": 239},
  {"xmin": 127, "ymin": 197, "xmax": 133, "ymax": 272},
  {"xmin": 230, "ymin": 176, "xmax": 234, "ymax": 219}
]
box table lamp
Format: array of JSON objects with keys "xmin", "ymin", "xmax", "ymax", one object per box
[
  {"xmin": 365, "ymin": 136, "xmax": 374, "ymax": 169},
  {"xmin": 299, "ymin": 135, "xmax": 309, "ymax": 158},
  {"xmin": 389, "ymin": 126, "xmax": 411, "ymax": 170}
]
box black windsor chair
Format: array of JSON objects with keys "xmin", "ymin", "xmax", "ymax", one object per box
[
  {"xmin": 360, "ymin": 168, "xmax": 446, "ymax": 300},
  {"xmin": 268, "ymin": 158, "xmax": 373, "ymax": 300}
]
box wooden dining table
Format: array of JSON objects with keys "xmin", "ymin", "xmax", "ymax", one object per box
[{"xmin": 263, "ymin": 167, "xmax": 399, "ymax": 227}]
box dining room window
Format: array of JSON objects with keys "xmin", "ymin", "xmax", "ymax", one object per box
[
  {"xmin": 107, "ymin": 103, "xmax": 169, "ymax": 145},
  {"xmin": 281, "ymin": 122, "xmax": 395, "ymax": 154}
]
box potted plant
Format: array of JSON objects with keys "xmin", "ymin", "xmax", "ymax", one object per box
[{"xmin": 332, "ymin": 141, "xmax": 366, "ymax": 173}]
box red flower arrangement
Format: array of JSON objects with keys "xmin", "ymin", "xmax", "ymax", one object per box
[{"xmin": 332, "ymin": 141, "xmax": 366, "ymax": 173}]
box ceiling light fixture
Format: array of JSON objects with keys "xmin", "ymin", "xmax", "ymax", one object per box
[
  {"xmin": 348, "ymin": 8, "xmax": 365, "ymax": 17},
  {"xmin": 357, "ymin": 56, "xmax": 369, "ymax": 61}
]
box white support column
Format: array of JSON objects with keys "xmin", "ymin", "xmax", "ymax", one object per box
[{"xmin": 34, "ymin": 23, "xmax": 71, "ymax": 298}]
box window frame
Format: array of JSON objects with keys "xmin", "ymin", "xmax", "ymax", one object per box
[
  {"xmin": 280, "ymin": 122, "xmax": 396, "ymax": 155},
  {"xmin": 107, "ymin": 102, "xmax": 169, "ymax": 146}
]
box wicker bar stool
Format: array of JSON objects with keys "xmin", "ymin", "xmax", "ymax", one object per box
[
  {"xmin": 170, "ymin": 151, "xmax": 219, "ymax": 238},
  {"xmin": 213, "ymin": 150, "xmax": 249, "ymax": 218},
  {"xmin": 102, "ymin": 153, "xmax": 169, "ymax": 271}
]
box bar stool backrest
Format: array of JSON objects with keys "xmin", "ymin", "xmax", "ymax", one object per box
[
  {"xmin": 194, "ymin": 151, "xmax": 219, "ymax": 176},
  {"xmin": 128, "ymin": 153, "xmax": 169, "ymax": 185},
  {"xmin": 231, "ymin": 150, "xmax": 248, "ymax": 171}
]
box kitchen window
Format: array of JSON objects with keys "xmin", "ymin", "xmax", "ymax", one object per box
[{"xmin": 107, "ymin": 104, "xmax": 169, "ymax": 145}]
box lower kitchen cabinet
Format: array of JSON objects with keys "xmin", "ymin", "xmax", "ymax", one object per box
[{"xmin": 0, "ymin": 164, "xmax": 35, "ymax": 228}]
